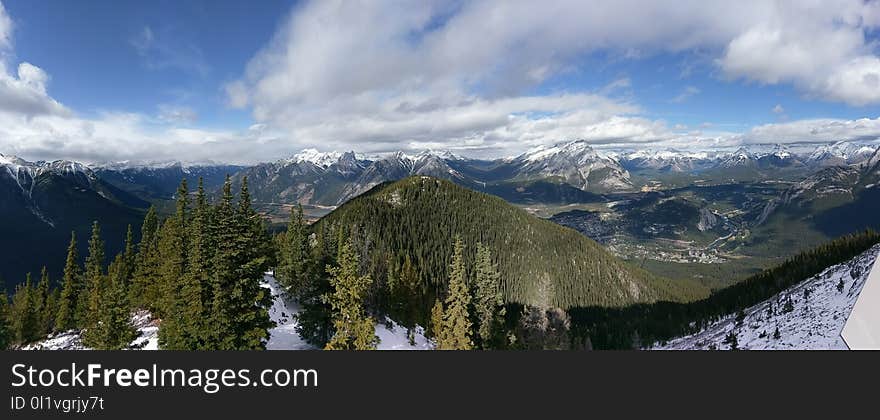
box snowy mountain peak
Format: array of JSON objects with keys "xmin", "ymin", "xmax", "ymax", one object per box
[{"xmin": 291, "ymin": 148, "xmax": 343, "ymax": 168}]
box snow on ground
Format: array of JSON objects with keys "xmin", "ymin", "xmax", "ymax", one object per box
[
  {"xmin": 24, "ymin": 274, "xmax": 433, "ymax": 350},
  {"xmin": 655, "ymin": 244, "xmax": 880, "ymax": 350},
  {"xmin": 261, "ymin": 273, "xmax": 433, "ymax": 350},
  {"xmin": 262, "ymin": 274, "xmax": 316, "ymax": 350},
  {"xmin": 22, "ymin": 310, "xmax": 158, "ymax": 351}
]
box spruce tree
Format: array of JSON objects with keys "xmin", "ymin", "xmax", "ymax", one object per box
[
  {"xmin": 182, "ymin": 177, "xmax": 214, "ymax": 349},
  {"xmin": 440, "ymin": 237, "xmax": 473, "ymax": 350},
  {"xmin": 81, "ymin": 221, "xmax": 106, "ymax": 331},
  {"xmin": 325, "ymin": 239, "xmax": 377, "ymax": 350},
  {"xmin": 81, "ymin": 222, "xmax": 110, "ymax": 349},
  {"xmin": 473, "ymin": 243, "xmax": 505, "ymax": 349},
  {"xmin": 208, "ymin": 176, "xmax": 273, "ymax": 350},
  {"xmin": 157, "ymin": 180, "xmax": 191, "ymax": 349},
  {"xmin": 130, "ymin": 206, "xmax": 161, "ymax": 310},
  {"xmin": 430, "ymin": 299, "xmax": 446, "ymax": 346},
  {"xmin": 10, "ymin": 275, "xmax": 38, "ymax": 344},
  {"xmin": 55, "ymin": 232, "xmax": 81, "ymax": 331},
  {"xmin": 100, "ymin": 253, "xmax": 138, "ymax": 349},
  {"xmin": 35, "ymin": 267, "xmax": 53, "ymax": 336},
  {"xmin": 278, "ymin": 204, "xmax": 309, "ymax": 296}
]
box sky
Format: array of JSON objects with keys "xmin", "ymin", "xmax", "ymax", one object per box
[{"xmin": 1, "ymin": 0, "xmax": 880, "ymax": 164}]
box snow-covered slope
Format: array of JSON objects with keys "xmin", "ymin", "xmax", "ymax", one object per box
[{"xmin": 655, "ymin": 244, "xmax": 880, "ymax": 350}]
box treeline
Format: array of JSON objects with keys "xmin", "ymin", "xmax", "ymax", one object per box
[
  {"xmin": 0, "ymin": 176, "xmax": 275, "ymax": 350},
  {"xmin": 567, "ymin": 229, "xmax": 880, "ymax": 349}
]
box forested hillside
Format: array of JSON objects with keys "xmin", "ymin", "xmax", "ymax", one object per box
[{"xmin": 311, "ymin": 177, "xmax": 706, "ymax": 310}]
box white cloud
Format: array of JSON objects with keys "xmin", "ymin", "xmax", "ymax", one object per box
[
  {"xmin": 157, "ymin": 104, "xmax": 198, "ymax": 124},
  {"xmin": 0, "ymin": 1, "xmax": 12, "ymax": 51},
  {"xmin": 3, "ymin": 0, "xmax": 880, "ymax": 165},
  {"xmin": 0, "ymin": 62, "xmax": 70, "ymax": 117},
  {"xmin": 772, "ymin": 104, "xmax": 785, "ymax": 114},
  {"xmin": 224, "ymin": 0, "xmax": 880, "ymax": 158},
  {"xmin": 740, "ymin": 118, "xmax": 880, "ymax": 144}
]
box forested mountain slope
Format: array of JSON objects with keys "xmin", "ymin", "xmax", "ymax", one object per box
[{"xmin": 313, "ymin": 176, "xmax": 708, "ymax": 309}]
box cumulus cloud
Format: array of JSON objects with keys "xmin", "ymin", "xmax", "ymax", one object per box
[
  {"xmin": 3, "ymin": 0, "xmax": 880, "ymax": 165},
  {"xmin": 225, "ymin": 0, "xmax": 880, "ymax": 157},
  {"xmin": 0, "ymin": 62, "xmax": 71, "ymax": 117}
]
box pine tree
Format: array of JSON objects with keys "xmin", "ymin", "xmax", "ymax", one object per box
[
  {"xmin": 440, "ymin": 237, "xmax": 473, "ymax": 350},
  {"xmin": 207, "ymin": 176, "xmax": 273, "ymax": 350},
  {"xmin": 55, "ymin": 232, "xmax": 81, "ymax": 331},
  {"xmin": 473, "ymin": 243, "xmax": 505, "ymax": 349},
  {"xmin": 278, "ymin": 204, "xmax": 309, "ymax": 296},
  {"xmin": 182, "ymin": 177, "xmax": 214, "ymax": 349},
  {"xmin": 324, "ymin": 239, "xmax": 377, "ymax": 350},
  {"xmin": 430, "ymin": 299, "xmax": 446, "ymax": 346},
  {"xmin": 130, "ymin": 206, "xmax": 161, "ymax": 310},
  {"xmin": 34, "ymin": 267, "xmax": 53, "ymax": 336},
  {"xmin": 103, "ymin": 253, "xmax": 138, "ymax": 349},
  {"xmin": 81, "ymin": 222, "xmax": 111, "ymax": 349},
  {"xmin": 773, "ymin": 326, "xmax": 781, "ymax": 340},
  {"xmin": 81, "ymin": 221, "xmax": 106, "ymax": 331},
  {"xmin": 10, "ymin": 275, "xmax": 38, "ymax": 344},
  {"xmin": 157, "ymin": 180, "xmax": 192, "ymax": 349}
]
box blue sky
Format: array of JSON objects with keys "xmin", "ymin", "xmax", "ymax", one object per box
[
  {"xmin": 3, "ymin": 0, "xmax": 293, "ymax": 128},
  {"xmin": 1, "ymin": 0, "xmax": 879, "ymax": 163}
]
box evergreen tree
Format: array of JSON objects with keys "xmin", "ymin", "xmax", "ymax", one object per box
[
  {"xmin": 208, "ymin": 176, "xmax": 273, "ymax": 350},
  {"xmin": 55, "ymin": 232, "xmax": 81, "ymax": 331},
  {"xmin": 157, "ymin": 180, "xmax": 192, "ymax": 349},
  {"xmin": 182, "ymin": 177, "xmax": 214, "ymax": 349},
  {"xmin": 430, "ymin": 299, "xmax": 446, "ymax": 346},
  {"xmin": 81, "ymin": 221, "xmax": 106, "ymax": 331},
  {"xmin": 10, "ymin": 274, "xmax": 38, "ymax": 344},
  {"xmin": 81, "ymin": 222, "xmax": 110, "ymax": 348},
  {"xmin": 99, "ymin": 253, "xmax": 138, "ymax": 349},
  {"xmin": 130, "ymin": 206, "xmax": 161, "ymax": 310},
  {"xmin": 324, "ymin": 239, "xmax": 377, "ymax": 350},
  {"xmin": 773, "ymin": 326, "xmax": 781, "ymax": 340},
  {"xmin": 0, "ymin": 280, "xmax": 9, "ymax": 349},
  {"xmin": 473, "ymin": 243, "xmax": 505, "ymax": 349},
  {"xmin": 278, "ymin": 205, "xmax": 309, "ymax": 296},
  {"xmin": 440, "ymin": 237, "xmax": 473, "ymax": 350},
  {"xmin": 35, "ymin": 267, "xmax": 53, "ymax": 336}
]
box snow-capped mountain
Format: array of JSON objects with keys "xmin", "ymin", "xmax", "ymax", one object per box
[
  {"xmin": 1, "ymin": 154, "xmax": 146, "ymax": 286},
  {"xmin": 806, "ymin": 141, "xmax": 878, "ymax": 167},
  {"xmin": 619, "ymin": 149, "xmax": 715, "ymax": 172},
  {"xmin": 718, "ymin": 147, "xmax": 758, "ymax": 168},
  {"xmin": 655, "ymin": 243, "xmax": 879, "ymax": 350},
  {"xmin": 757, "ymin": 144, "xmax": 804, "ymax": 168},
  {"xmin": 1, "ymin": 153, "xmax": 95, "ymax": 195},
  {"xmin": 288, "ymin": 148, "xmax": 344, "ymax": 168},
  {"xmin": 513, "ymin": 140, "xmax": 633, "ymax": 191}
]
